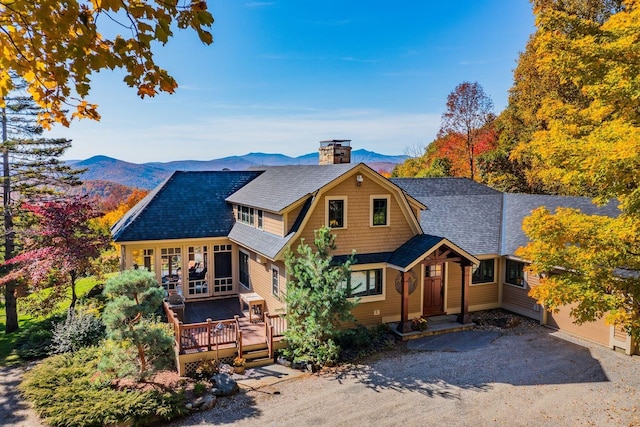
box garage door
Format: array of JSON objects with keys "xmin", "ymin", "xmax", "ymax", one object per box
[{"xmin": 547, "ymin": 303, "xmax": 610, "ymax": 346}]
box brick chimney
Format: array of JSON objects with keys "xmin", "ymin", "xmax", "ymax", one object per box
[{"xmin": 319, "ymin": 140, "xmax": 352, "ymax": 165}]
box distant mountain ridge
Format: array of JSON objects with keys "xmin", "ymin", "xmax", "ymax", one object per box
[{"xmin": 71, "ymin": 150, "xmax": 408, "ymax": 189}]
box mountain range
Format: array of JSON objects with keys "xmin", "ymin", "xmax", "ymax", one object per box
[{"xmin": 69, "ymin": 149, "xmax": 408, "ymax": 189}]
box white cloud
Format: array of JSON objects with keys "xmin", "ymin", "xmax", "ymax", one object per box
[{"xmin": 54, "ymin": 109, "xmax": 440, "ymax": 163}]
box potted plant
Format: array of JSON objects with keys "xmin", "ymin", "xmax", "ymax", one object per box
[
  {"xmin": 411, "ymin": 317, "xmax": 428, "ymax": 331},
  {"xmin": 233, "ymin": 356, "xmax": 246, "ymax": 374}
]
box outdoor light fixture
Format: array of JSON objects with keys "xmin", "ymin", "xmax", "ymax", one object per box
[{"xmin": 356, "ymin": 174, "xmax": 363, "ymax": 186}]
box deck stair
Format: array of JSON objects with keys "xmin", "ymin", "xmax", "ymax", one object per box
[{"xmin": 242, "ymin": 343, "xmax": 273, "ymax": 368}]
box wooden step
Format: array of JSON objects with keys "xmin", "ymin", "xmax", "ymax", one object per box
[
  {"xmin": 245, "ymin": 357, "xmax": 274, "ymax": 369},
  {"xmin": 243, "ymin": 342, "xmax": 268, "ymax": 352},
  {"xmin": 243, "ymin": 348, "xmax": 270, "ymax": 361}
]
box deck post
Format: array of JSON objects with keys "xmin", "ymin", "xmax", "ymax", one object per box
[
  {"xmin": 238, "ymin": 330, "xmax": 243, "ymax": 359},
  {"xmin": 207, "ymin": 318, "xmax": 212, "ymax": 351},
  {"xmin": 177, "ymin": 321, "xmax": 183, "ymax": 354}
]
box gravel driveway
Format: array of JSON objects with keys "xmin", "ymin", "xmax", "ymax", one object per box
[
  {"xmin": 170, "ymin": 326, "xmax": 640, "ymax": 427},
  {"xmin": 3, "ymin": 324, "xmax": 639, "ymax": 426}
]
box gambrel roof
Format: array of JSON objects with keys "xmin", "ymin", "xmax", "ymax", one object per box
[
  {"xmin": 226, "ymin": 164, "xmax": 358, "ymax": 213},
  {"xmin": 112, "ymin": 170, "xmax": 262, "ymax": 242}
]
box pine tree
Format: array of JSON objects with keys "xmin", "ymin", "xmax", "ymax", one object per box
[
  {"xmin": 1, "ymin": 75, "xmax": 81, "ymax": 333},
  {"xmin": 283, "ymin": 227, "xmax": 358, "ymax": 365},
  {"xmin": 100, "ymin": 269, "xmax": 174, "ymax": 380}
]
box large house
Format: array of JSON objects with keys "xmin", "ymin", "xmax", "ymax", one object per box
[{"xmin": 112, "ymin": 141, "xmax": 637, "ymax": 362}]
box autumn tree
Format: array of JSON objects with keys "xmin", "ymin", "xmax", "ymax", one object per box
[
  {"xmin": 438, "ymin": 82, "xmax": 495, "ymax": 181},
  {"xmin": 1, "ymin": 75, "xmax": 81, "ymax": 332},
  {"xmin": 0, "ymin": 0, "xmax": 214, "ymax": 128},
  {"xmin": 100, "ymin": 269, "xmax": 173, "ymax": 380},
  {"xmin": 283, "ymin": 227, "xmax": 357, "ymax": 365},
  {"xmin": 479, "ymin": 0, "xmax": 624, "ymax": 193},
  {"xmin": 517, "ymin": 1, "xmax": 640, "ymax": 339},
  {"xmin": 3, "ymin": 197, "xmax": 111, "ymax": 316}
]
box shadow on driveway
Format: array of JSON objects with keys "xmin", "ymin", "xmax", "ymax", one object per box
[{"xmin": 329, "ymin": 329, "xmax": 609, "ymax": 399}]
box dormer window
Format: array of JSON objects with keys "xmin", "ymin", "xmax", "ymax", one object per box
[{"xmin": 237, "ymin": 205, "xmax": 255, "ymax": 226}]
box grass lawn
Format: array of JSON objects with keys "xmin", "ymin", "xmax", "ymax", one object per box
[{"xmin": 0, "ymin": 276, "xmax": 106, "ymax": 366}]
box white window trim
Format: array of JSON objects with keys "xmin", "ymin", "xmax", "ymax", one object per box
[
  {"xmin": 370, "ymin": 195, "xmax": 390, "ymax": 227},
  {"xmin": 239, "ymin": 249, "xmax": 251, "ymax": 289},
  {"xmin": 271, "ymin": 264, "xmax": 280, "ymax": 298},
  {"xmin": 471, "ymin": 258, "xmax": 497, "ymax": 286},
  {"xmin": 344, "ymin": 263, "xmax": 386, "ymax": 303},
  {"xmin": 325, "ymin": 196, "xmax": 348, "ymax": 229},
  {"xmin": 257, "ymin": 209, "xmax": 264, "ymax": 230}
]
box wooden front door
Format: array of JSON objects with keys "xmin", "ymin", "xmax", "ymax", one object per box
[{"xmin": 423, "ymin": 264, "xmax": 444, "ymax": 316}]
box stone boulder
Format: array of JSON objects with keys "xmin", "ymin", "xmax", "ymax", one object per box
[{"xmin": 210, "ymin": 373, "xmax": 239, "ymax": 397}]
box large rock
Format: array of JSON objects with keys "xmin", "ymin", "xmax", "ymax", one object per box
[{"xmin": 210, "ymin": 373, "xmax": 239, "ymax": 396}]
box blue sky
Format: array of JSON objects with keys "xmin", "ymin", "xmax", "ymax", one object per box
[{"xmin": 47, "ymin": 1, "xmax": 535, "ymax": 163}]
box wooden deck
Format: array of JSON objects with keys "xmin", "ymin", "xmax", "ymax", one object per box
[{"xmin": 163, "ymin": 296, "xmax": 287, "ymax": 376}]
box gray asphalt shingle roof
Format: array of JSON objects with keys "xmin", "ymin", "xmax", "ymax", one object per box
[
  {"xmin": 392, "ymin": 178, "xmax": 503, "ymax": 255},
  {"xmin": 111, "ymin": 170, "xmax": 261, "ymax": 242},
  {"xmin": 390, "ymin": 177, "xmax": 501, "ymax": 197},
  {"xmin": 387, "ymin": 234, "xmax": 447, "ymax": 269},
  {"xmin": 226, "ymin": 164, "xmax": 357, "ymax": 212},
  {"xmin": 228, "ymin": 222, "xmax": 295, "ymax": 259},
  {"xmin": 502, "ymin": 193, "xmax": 620, "ymax": 255}
]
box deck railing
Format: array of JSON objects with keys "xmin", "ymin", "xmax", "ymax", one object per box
[
  {"xmin": 163, "ymin": 301, "xmax": 241, "ymax": 353},
  {"xmin": 265, "ymin": 312, "xmax": 287, "ymax": 358}
]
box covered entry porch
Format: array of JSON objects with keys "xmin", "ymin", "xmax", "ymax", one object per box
[{"xmin": 387, "ymin": 234, "xmax": 479, "ymax": 334}]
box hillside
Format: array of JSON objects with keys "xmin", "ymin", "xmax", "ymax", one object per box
[{"xmin": 71, "ymin": 150, "xmax": 407, "ymax": 189}]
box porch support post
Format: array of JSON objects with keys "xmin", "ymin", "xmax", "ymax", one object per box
[
  {"xmin": 396, "ymin": 271, "xmax": 413, "ymax": 334},
  {"xmin": 457, "ymin": 264, "xmax": 472, "ymax": 324}
]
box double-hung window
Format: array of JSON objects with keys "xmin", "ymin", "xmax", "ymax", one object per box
[
  {"xmin": 327, "ymin": 198, "xmax": 346, "ymax": 229},
  {"xmin": 371, "ymin": 196, "xmax": 389, "ymax": 226}
]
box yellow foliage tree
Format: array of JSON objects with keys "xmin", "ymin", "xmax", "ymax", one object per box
[
  {"xmin": 517, "ymin": 0, "xmax": 640, "ymax": 339},
  {"xmin": 0, "ymin": 0, "xmax": 213, "ymax": 128}
]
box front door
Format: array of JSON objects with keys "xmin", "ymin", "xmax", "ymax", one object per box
[{"xmin": 423, "ymin": 264, "xmax": 444, "ymax": 316}]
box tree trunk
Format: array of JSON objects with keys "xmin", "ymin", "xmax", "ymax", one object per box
[
  {"xmin": 2, "ymin": 107, "xmax": 18, "ymax": 333},
  {"xmin": 70, "ymin": 271, "xmax": 77, "ymax": 310},
  {"xmin": 4, "ymin": 282, "xmax": 18, "ymax": 333}
]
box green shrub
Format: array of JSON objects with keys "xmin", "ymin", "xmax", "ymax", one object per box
[
  {"xmin": 50, "ymin": 311, "xmax": 105, "ymax": 354},
  {"xmin": 193, "ymin": 382, "xmax": 207, "ymax": 396},
  {"xmin": 335, "ymin": 324, "xmax": 396, "ymax": 361},
  {"xmin": 20, "ymin": 347, "xmax": 187, "ymax": 427},
  {"xmin": 14, "ymin": 314, "xmax": 65, "ymax": 360}
]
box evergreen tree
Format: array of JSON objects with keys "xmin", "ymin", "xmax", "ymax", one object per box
[
  {"xmin": 1, "ymin": 75, "xmax": 81, "ymax": 333},
  {"xmin": 100, "ymin": 269, "xmax": 173, "ymax": 380},
  {"xmin": 283, "ymin": 227, "xmax": 358, "ymax": 365}
]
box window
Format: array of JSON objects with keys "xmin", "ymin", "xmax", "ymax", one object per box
[
  {"xmin": 371, "ymin": 197, "xmax": 388, "ymax": 226},
  {"xmin": 472, "ymin": 259, "xmax": 495, "ymax": 284},
  {"xmin": 239, "ymin": 250, "xmax": 250, "ymax": 288},
  {"xmin": 132, "ymin": 248, "xmax": 154, "ymax": 272},
  {"xmin": 425, "ymin": 264, "xmax": 442, "ymax": 277},
  {"xmin": 327, "ymin": 198, "xmax": 345, "ymax": 228},
  {"xmin": 271, "ymin": 266, "xmax": 280, "ymax": 297},
  {"xmin": 506, "ymin": 259, "xmax": 525, "ymax": 287},
  {"xmin": 238, "ymin": 205, "xmax": 255, "ymax": 226},
  {"xmin": 257, "ymin": 210, "xmax": 263, "ymax": 229},
  {"xmin": 213, "ymin": 244, "xmax": 233, "ymax": 293},
  {"xmin": 344, "ymin": 269, "xmax": 383, "ymax": 297}
]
